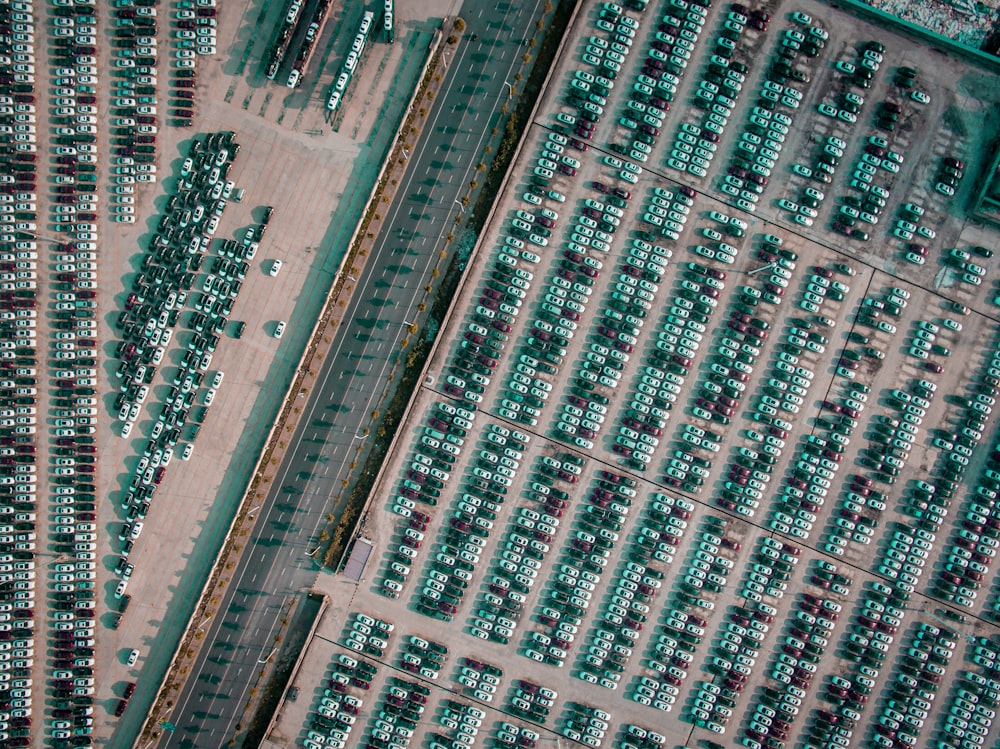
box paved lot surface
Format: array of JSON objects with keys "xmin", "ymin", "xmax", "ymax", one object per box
[{"xmin": 265, "ymin": 2, "xmax": 1000, "ymax": 749}]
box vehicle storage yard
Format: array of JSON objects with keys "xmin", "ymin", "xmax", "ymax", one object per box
[{"xmin": 275, "ymin": 2, "xmax": 1000, "ymax": 749}]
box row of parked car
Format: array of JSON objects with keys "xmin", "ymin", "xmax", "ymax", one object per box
[
  {"xmin": 170, "ymin": 0, "xmax": 216, "ymax": 78},
  {"xmin": 616, "ymin": 724, "xmax": 667, "ymax": 749},
  {"xmin": 108, "ymin": 0, "xmax": 163, "ymax": 221},
  {"xmin": 381, "ymin": 402, "xmax": 481, "ymax": 603},
  {"xmin": 741, "ymin": 584, "xmax": 836, "ymax": 748},
  {"xmin": 170, "ymin": 0, "xmax": 216, "ymax": 124},
  {"xmin": 812, "ymin": 41, "xmax": 887, "ymax": 237},
  {"xmin": 563, "ymin": 228, "xmax": 666, "ymax": 463},
  {"xmin": 468, "ymin": 451, "xmax": 571, "ymax": 651},
  {"xmin": 645, "ymin": 0, "xmax": 723, "ymax": 180},
  {"xmin": 445, "ymin": 123, "xmax": 578, "ymax": 421},
  {"xmin": 301, "ymin": 651, "xmax": 370, "ymax": 749},
  {"xmin": 692, "ymin": 4, "xmax": 777, "ymax": 202},
  {"xmin": 780, "ymin": 29, "xmax": 939, "ymax": 252},
  {"xmin": 453, "ymin": 655, "xmax": 498, "ymax": 702},
  {"xmin": 0, "ymin": 1, "xmax": 39, "ymax": 744},
  {"xmin": 597, "ymin": 187, "xmax": 696, "ymax": 468},
  {"xmin": 114, "ymin": 130, "xmax": 241, "ymax": 438},
  {"xmin": 751, "ymin": 272, "xmax": 863, "ymax": 556},
  {"xmin": 109, "ymin": 135, "xmax": 248, "ymax": 693},
  {"xmin": 706, "ymin": 246, "xmax": 817, "ymax": 520},
  {"xmin": 507, "ymin": 679, "xmax": 557, "ymax": 725},
  {"xmin": 579, "ymin": 490, "xmax": 678, "ymax": 694},
  {"xmin": 873, "ymin": 622, "xmax": 959, "ymax": 747},
  {"xmin": 714, "ymin": 11, "xmax": 823, "ymax": 218},
  {"xmin": 521, "ymin": 469, "xmax": 636, "ymax": 672},
  {"xmin": 178, "ymin": 0, "xmax": 218, "ymax": 57},
  {"xmin": 343, "ymin": 611, "xmax": 392, "ymax": 659},
  {"xmin": 609, "ymin": 512, "xmax": 708, "ymax": 709},
  {"xmin": 672, "ymin": 535, "xmax": 787, "ymax": 735},
  {"xmin": 426, "ymin": 695, "xmax": 486, "ymax": 749},
  {"xmin": 576, "ymin": 201, "xmax": 734, "ymax": 482},
  {"xmin": 935, "ymin": 653, "xmax": 1000, "ymax": 749},
  {"xmin": 431, "ymin": 428, "xmax": 552, "ymax": 641},
  {"xmin": 684, "ymin": 536, "xmax": 792, "ymax": 735},
  {"xmin": 673, "ymin": 229, "xmax": 782, "ymax": 491},
  {"xmin": 43, "ymin": 0, "xmax": 103, "ymax": 501},
  {"xmin": 495, "ymin": 718, "xmax": 542, "ymax": 749},
  {"xmin": 396, "ymin": 634, "xmax": 446, "ymax": 681},
  {"xmin": 818, "ymin": 40, "xmax": 889, "ymax": 230},
  {"xmin": 3, "ymin": 0, "xmax": 111, "ymax": 742},
  {"xmin": 501, "ymin": 2, "xmax": 662, "ymax": 462},
  {"xmin": 564, "ymin": 2, "xmax": 642, "ymax": 185},
  {"xmin": 512, "ymin": 170, "xmax": 629, "ymax": 439},
  {"xmin": 941, "ymin": 244, "xmax": 991, "ymax": 288},
  {"xmin": 560, "ymin": 701, "xmax": 613, "ymax": 745},
  {"xmin": 931, "ymin": 337, "xmax": 1000, "ymax": 611},
  {"xmin": 365, "ymin": 677, "xmax": 431, "ymax": 749},
  {"xmin": 773, "ymin": 286, "xmax": 922, "ymax": 565}
]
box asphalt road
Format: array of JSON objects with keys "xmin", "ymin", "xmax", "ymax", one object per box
[{"xmin": 155, "ymin": 1, "xmax": 549, "ymax": 746}]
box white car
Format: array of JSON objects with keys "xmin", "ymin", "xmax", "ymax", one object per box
[
  {"xmin": 269, "ymin": 259, "xmax": 282, "ymax": 277},
  {"xmin": 274, "ymin": 321, "xmax": 286, "ymax": 338}
]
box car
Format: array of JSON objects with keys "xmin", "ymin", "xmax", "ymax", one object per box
[
  {"xmin": 269, "ymin": 259, "xmax": 282, "ymax": 277},
  {"xmin": 274, "ymin": 321, "xmax": 286, "ymax": 338},
  {"xmin": 127, "ymin": 649, "xmax": 140, "ymax": 667}
]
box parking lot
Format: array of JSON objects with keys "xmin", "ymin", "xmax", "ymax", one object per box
[{"xmin": 271, "ymin": 1, "xmax": 1000, "ymax": 749}]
